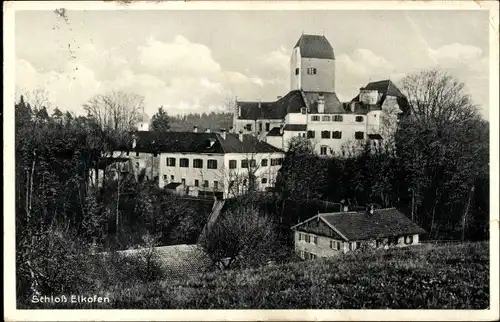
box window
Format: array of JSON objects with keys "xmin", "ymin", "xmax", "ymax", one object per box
[
  {"xmin": 241, "ymin": 160, "xmax": 248, "ymax": 168},
  {"xmin": 313, "ymin": 236, "xmax": 318, "ymax": 244},
  {"xmin": 355, "ymin": 116, "xmax": 364, "ymax": 122},
  {"xmin": 181, "ymin": 178, "xmax": 186, "ymax": 185},
  {"xmin": 310, "ymin": 253, "xmax": 317, "ymax": 260},
  {"xmin": 229, "ymin": 160, "xmax": 237, "ymax": 169},
  {"xmin": 261, "ymin": 159, "xmax": 268, "ymax": 166},
  {"xmin": 194, "ymin": 179, "xmax": 199, "ymax": 187},
  {"xmin": 193, "ymin": 159, "xmax": 203, "ymax": 168},
  {"xmin": 265, "ymin": 123, "xmax": 270, "ymax": 131},
  {"xmin": 320, "ymin": 146, "xmax": 328, "ymax": 156},
  {"xmin": 330, "ymin": 240, "xmax": 341, "ymax": 250},
  {"xmin": 229, "ymin": 181, "xmax": 234, "ymax": 188},
  {"xmin": 170, "ymin": 175, "xmax": 174, "ymax": 181},
  {"xmin": 243, "ymin": 179, "xmax": 247, "ymax": 186},
  {"xmin": 259, "ymin": 123, "xmax": 263, "ymax": 132},
  {"xmin": 180, "ymin": 158, "xmax": 189, "ymax": 168},
  {"xmin": 271, "ymin": 158, "xmax": 282, "ymax": 166},
  {"xmin": 307, "ymin": 130, "xmax": 315, "ymax": 139},
  {"xmin": 305, "ymin": 235, "xmax": 311, "ymax": 243},
  {"xmin": 307, "ymin": 67, "xmax": 317, "ymax": 75},
  {"xmin": 126, "ymin": 151, "xmax": 130, "ymax": 156},
  {"xmin": 295, "ymin": 68, "xmax": 299, "ymax": 75},
  {"xmin": 153, "ymin": 152, "xmax": 158, "ymax": 157},
  {"xmin": 246, "ymin": 124, "xmax": 252, "ymax": 131},
  {"xmin": 203, "ymin": 180, "xmax": 209, "ymax": 188},
  {"xmin": 136, "ymin": 152, "xmax": 140, "ymax": 157},
  {"xmin": 214, "ymin": 181, "xmax": 219, "ymax": 190},
  {"xmin": 332, "ymin": 131, "xmax": 342, "ymax": 139},
  {"xmin": 166, "ymin": 157, "xmax": 176, "ymax": 167},
  {"xmin": 163, "ymin": 175, "xmax": 167, "ymax": 180},
  {"xmin": 404, "ymin": 235, "xmax": 414, "ymax": 245},
  {"xmin": 349, "ymin": 242, "xmax": 355, "ymax": 251},
  {"xmin": 333, "ymin": 115, "xmax": 343, "ymax": 122},
  {"xmin": 207, "ymin": 159, "xmax": 218, "ymax": 169},
  {"xmin": 249, "ymin": 159, "xmax": 257, "ymax": 168},
  {"xmin": 322, "ymin": 115, "xmax": 331, "ymax": 122},
  {"xmin": 311, "ymin": 115, "xmax": 320, "ymax": 121},
  {"xmin": 355, "ymin": 131, "xmax": 365, "ymax": 140},
  {"xmin": 261, "ymin": 178, "xmax": 268, "ymax": 184},
  {"xmin": 299, "ymin": 233, "xmax": 303, "ymax": 241},
  {"xmin": 321, "ymin": 130, "xmax": 331, "ymax": 139},
  {"xmin": 299, "ymin": 250, "xmax": 305, "ymax": 259},
  {"xmin": 135, "ymin": 162, "xmax": 139, "ymax": 168}
]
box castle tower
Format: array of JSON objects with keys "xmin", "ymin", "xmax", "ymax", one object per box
[{"xmin": 290, "ymin": 34, "xmax": 336, "ymax": 93}]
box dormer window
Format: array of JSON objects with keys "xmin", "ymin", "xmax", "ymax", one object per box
[{"xmin": 295, "ymin": 68, "xmax": 299, "ymax": 75}]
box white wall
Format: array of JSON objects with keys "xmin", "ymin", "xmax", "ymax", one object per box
[
  {"xmin": 359, "ymin": 89, "xmax": 378, "ymax": 105},
  {"xmin": 233, "ymin": 119, "xmax": 257, "ymax": 134},
  {"xmin": 290, "ymin": 47, "xmax": 302, "ymax": 91},
  {"xmin": 300, "ymin": 57, "xmax": 335, "ymax": 93},
  {"xmin": 266, "ymin": 136, "xmax": 284, "ymax": 150},
  {"xmin": 285, "ymin": 113, "xmax": 307, "ymax": 125},
  {"xmin": 158, "ymin": 152, "xmax": 225, "ymax": 193},
  {"xmin": 306, "ymin": 114, "xmax": 367, "ymax": 155}
]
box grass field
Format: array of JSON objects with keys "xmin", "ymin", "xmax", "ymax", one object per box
[{"xmin": 92, "ymin": 241, "xmax": 489, "ymax": 309}]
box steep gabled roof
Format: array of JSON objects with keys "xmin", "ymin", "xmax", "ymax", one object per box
[
  {"xmin": 117, "ymin": 131, "xmax": 283, "ymax": 154},
  {"xmin": 236, "ymin": 90, "xmax": 306, "ymax": 120},
  {"xmin": 294, "ymin": 208, "xmax": 426, "ymax": 241},
  {"xmin": 302, "ymin": 91, "xmax": 343, "ymax": 114},
  {"xmin": 294, "ymin": 34, "xmax": 335, "ymax": 60}
]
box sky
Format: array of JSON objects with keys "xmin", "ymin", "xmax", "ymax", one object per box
[{"xmin": 15, "ymin": 9, "xmax": 490, "ymax": 119}]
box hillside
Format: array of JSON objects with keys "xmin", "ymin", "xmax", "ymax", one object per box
[{"xmin": 64, "ymin": 241, "xmax": 490, "ymax": 309}]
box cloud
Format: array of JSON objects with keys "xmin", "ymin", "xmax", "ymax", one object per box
[
  {"xmin": 336, "ymin": 49, "xmax": 401, "ymax": 101},
  {"xmin": 428, "ymin": 43, "xmax": 483, "ymax": 66},
  {"xmin": 138, "ymin": 35, "xmax": 221, "ymax": 77}
]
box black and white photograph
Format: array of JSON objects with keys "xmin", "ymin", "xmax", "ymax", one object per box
[{"xmin": 4, "ymin": 1, "xmax": 499, "ymax": 321}]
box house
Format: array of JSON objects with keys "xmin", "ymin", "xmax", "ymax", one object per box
[
  {"xmin": 232, "ymin": 34, "xmax": 408, "ymax": 157},
  {"xmin": 104, "ymin": 127, "xmax": 285, "ymax": 199},
  {"xmin": 291, "ymin": 207, "xmax": 426, "ymax": 260}
]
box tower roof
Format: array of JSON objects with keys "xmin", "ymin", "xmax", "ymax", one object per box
[{"xmin": 294, "ymin": 34, "xmax": 335, "ymax": 60}]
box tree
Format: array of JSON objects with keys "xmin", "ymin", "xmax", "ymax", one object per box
[
  {"xmin": 199, "ymin": 205, "xmax": 277, "ymax": 270},
  {"xmin": 396, "ymin": 68, "xmax": 488, "ymax": 237},
  {"xmin": 150, "ymin": 106, "xmax": 171, "ymax": 132}
]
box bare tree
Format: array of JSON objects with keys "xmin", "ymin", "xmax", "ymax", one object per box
[
  {"xmin": 83, "ymin": 91, "xmax": 143, "ymax": 133},
  {"xmin": 198, "ymin": 205, "xmax": 277, "ymax": 270},
  {"xmin": 23, "ymin": 87, "xmax": 51, "ymax": 111}
]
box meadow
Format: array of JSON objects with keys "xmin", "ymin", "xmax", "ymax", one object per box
[{"xmin": 33, "ymin": 241, "xmax": 489, "ymax": 309}]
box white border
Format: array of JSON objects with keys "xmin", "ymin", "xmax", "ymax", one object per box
[{"xmin": 3, "ymin": 1, "xmax": 499, "ymax": 321}]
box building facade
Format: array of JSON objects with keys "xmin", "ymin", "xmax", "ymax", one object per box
[
  {"xmin": 291, "ymin": 207, "xmax": 426, "ymax": 260},
  {"xmin": 109, "ymin": 129, "xmax": 284, "ymax": 199},
  {"xmin": 233, "ymin": 34, "xmax": 409, "ymax": 156}
]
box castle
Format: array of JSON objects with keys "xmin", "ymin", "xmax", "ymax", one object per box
[{"xmin": 233, "ymin": 34, "xmax": 408, "ymax": 156}]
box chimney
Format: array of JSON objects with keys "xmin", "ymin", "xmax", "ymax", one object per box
[
  {"xmin": 279, "ymin": 124, "xmax": 284, "ymax": 135},
  {"xmin": 317, "ymin": 94, "xmax": 325, "ymax": 113},
  {"xmin": 229, "ymin": 126, "xmax": 234, "ymax": 133},
  {"xmin": 238, "ymin": 130, "xmax": 244, "ymax": 142},
  {"xmin": 132, "ymin": 135, "xmax": 137, "ymax": 149},
  {"xmin": 193, "ymin": 125, "xmax": 198, "ymax": 133},
  {"xmin": 220, "ymin": 128, "xmax": 227, "ymax": 140},
  {"xmin": 205, "ymin": 128, "xmax": 211, "ymax": 133},
  {"xmin": 277, "ymin": 96, "xmax": 282, "ymax": 99},
  {"xmin": 350, "ymin": 102, "xmax": 356, "ymax": 113},
  {"xmin": 238, "ymin": 105, "xmax": 241, "ymax": 118}
]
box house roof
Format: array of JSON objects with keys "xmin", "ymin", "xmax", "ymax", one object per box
[
  {"xmin": 351, "ymin": 79, "xmax": 410, "ymax": 113},
  {"xmin": 118, "ymin": 131, "xmax": 283, "ymax": 154},
  {"xmin": 283, "ymin": 124, "xmax": 307, "ymax": 131},
  {"xmin": 267, "ymin": 127, "xmax": 283, "ymax": 137},
  {"xmin": 294, "ymin": 34, "xmax": 335, "ymax": 60},
  {"xmin": 293, "ymin": 208, "xmax": 426, "ymax": 241},
  {"xmin": 302, "ymin": 92, "xmax": 343, "ymax": 113},
  {"xmin": 236, "ymin": 90, "xmax": 306, "ymax": 120},
  {"xmin": 165, "ymin": 182, "xmax": 183, "ymax": 189}
]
